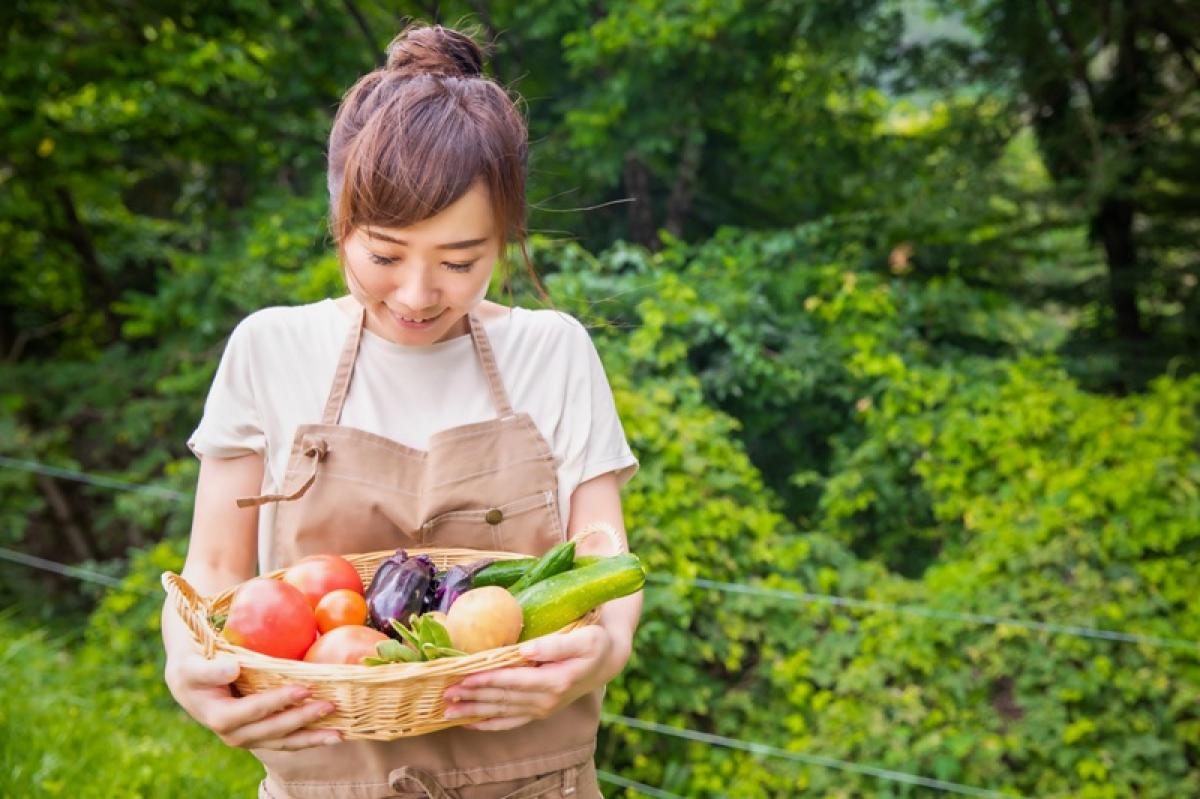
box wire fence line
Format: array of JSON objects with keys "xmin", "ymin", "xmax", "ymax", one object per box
[
  {"xmin": 595, "ymin": 770, "xmax": 686, "ymax": 799},
  {"xmin": 0, "ymin": 455, "xmax": 192, "ymax": 501},
  {"xmin": 4, "ymin": 456, "xmax": 1198, "ymax": 653},
  {"xmin": 602, "ymin": 715, "xmax": 1024, "ymax": 799},
  {"xmin": 0, "ymin": 546, "xmax": 125, "ymax": 588},
  {"xmin": 651, "ymin": 575, "xmax": 1200, "ymax": 652}
]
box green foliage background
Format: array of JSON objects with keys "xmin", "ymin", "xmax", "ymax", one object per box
[{"xmin": 2, "ymin": 1, "xmax": 1197, "ymax": 797}]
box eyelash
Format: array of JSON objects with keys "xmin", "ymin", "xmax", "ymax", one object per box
[{"xmin": 369, "ymin": 254, "xmax": 475, "ymax": 272}]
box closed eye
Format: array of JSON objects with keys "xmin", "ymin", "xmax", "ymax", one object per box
[{"xmin": 444, "ymin": 261, "xmax": 476, "ymax": 273}]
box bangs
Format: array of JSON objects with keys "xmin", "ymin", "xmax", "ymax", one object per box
[{"xmin": 335, "ymin": 77, "xmax": 498, "ymax": 240}]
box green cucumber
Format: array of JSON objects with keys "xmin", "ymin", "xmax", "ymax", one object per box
[
  {"xmin": 472, "ymin": 558, "xmax": 536, "ymax": 588},
  {"xmin": 516, "ymin": 554, "xmax": 645, "ymax": 641},
  {"xmin": 508, "ymin": 541, "xmax": 576, "ymax": 594},
  {"xmin": 472, "ymin": 553, "xmax": 604, "ymax": 589}
]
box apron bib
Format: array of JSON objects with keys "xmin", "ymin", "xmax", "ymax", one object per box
[{"xmin": 238, "ymin": 307, "xmax": 602, "ymax": 799}]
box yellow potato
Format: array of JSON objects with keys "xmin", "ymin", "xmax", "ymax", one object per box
[{"xmin": 444, "ymin": 586, "xmax": 523, "ymax": 653}]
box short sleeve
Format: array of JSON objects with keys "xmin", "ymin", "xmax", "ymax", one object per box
[
  {"xmin": 557, "ymin": 319, "xmax": 639, "ymax": 491},
  {"xmin": 187, "ymin": 317, "xmax": 267, "ymax": 459}
]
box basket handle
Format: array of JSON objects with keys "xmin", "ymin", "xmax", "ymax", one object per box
[
  {"xmin": 161, "ymin": 571, "xmax": 220, "ymax": 660},
  {"xmin": 569, "ymin": 521, "xmax": 627, "ymax": 556}
]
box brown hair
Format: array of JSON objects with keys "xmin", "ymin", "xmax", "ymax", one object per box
[{"xmin": 327, "ymin": 23, "xmax": 532, "ymax": 282}]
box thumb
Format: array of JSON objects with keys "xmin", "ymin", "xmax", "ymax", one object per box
[{"xmin": 187, "ymin": 655, "xmax": 241, "ymax": 687}]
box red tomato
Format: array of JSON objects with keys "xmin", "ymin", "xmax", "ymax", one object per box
[
  {"xmin": 222, "ymin": 578, "xmax": 317, "ymax": 660},
  {"xmin": 303, "ymin": 625, "xmax": 389, "ymax": 665},
  {"xmin": 314, "ymin": 589, "xmax": 368, "ymax": 633},
  {"xmin": 283, "ymin": 555, "xmax": 364, "ymax": 608}
]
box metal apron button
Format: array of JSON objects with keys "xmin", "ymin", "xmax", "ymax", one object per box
[{"xmin": 485, "ymin": 508, "xmax": 503, "ymax": 525}]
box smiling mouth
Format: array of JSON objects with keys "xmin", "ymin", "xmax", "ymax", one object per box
[{"xmin": 388, "ymin": 308, "xmax": 445, "ymax": 325}]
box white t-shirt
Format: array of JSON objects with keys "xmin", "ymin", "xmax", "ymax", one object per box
[{"xmin": 187, "ymin": 299, "xmax": 638, "ymax": 571}]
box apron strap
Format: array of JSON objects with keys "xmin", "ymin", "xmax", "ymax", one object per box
[
  {"xmin": 466, "ymin": 312, "xmax": 515, "ymax": 418},
  {"xmin": 235, "ymin": 437, "xmax": 328, "ymax": 508},
  {"xmin": 390, "ymin": 766, "xmax": 459, "ymax": 799},
  {"xmin": 322, "ymin": 304, "xmax": 366, "ymax": 426},
  {"xmin": 389, "ymin": 765, "xmax": 577, "ymax": 799}
]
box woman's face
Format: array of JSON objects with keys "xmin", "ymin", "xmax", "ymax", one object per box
[{"xmin": 341, "ymin": 180, "xmax": 500, "ymax": 345}]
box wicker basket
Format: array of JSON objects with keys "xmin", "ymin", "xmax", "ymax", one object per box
[{"xmin": 161, "ymin": 524, "xmax": 623, "ymax": 740}]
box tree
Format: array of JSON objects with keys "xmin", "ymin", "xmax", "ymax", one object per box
[{"xmin": 940, "ymin": 0, "xmax": 1200, "ymax": 348}]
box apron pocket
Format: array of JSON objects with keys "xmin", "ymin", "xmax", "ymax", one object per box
[{"xmin": 421, "ymin": 490, "xmax": 561, "ymax": 553}]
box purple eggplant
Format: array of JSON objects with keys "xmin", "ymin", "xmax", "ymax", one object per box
[
  {"xmin": 366, "ymin": 551, "xmax": 435, "ymax": 635},
  {"xmin": 423, "ymin": 571, "xmax": 445, "ymax": 615},
  {"xmin": 435, "ymin": 558, "xmax": 498, "ymax": 613}
]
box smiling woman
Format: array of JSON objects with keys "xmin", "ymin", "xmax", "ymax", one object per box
[{"xmin": 164, "ymin": 20, "xmax": 641, "ymax": 799}]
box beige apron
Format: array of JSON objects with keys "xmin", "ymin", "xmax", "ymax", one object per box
[{"xmin": 239, "ymin": 307, "xmax": 603, "ymax": 799}]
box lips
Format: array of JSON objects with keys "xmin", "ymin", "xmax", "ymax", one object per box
[{"xmin": 387, "ymin": 307, "xmax": 445, "ymax": 329}]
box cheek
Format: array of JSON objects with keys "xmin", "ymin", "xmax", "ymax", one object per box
[{"xmin": 456, "ymin": 265, "xmax": 494, "ymax": 306}]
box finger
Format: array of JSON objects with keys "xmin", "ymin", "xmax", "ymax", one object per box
[
  {"xmin": 453, "ymin": 666, "xmax": 544, "ymax": 692},
  {"xmin": 208, "ymin": 684, "xmax": 314, "ymax": 733},
  {"xmin": 222, "ymin": 699, "xmax": 337, "ymax": 748},
  {"xmin": 444, "ymin": 700, "xmax": 529, "ymax": 721},
  {"xmin": 446, "ymin": 686, "xmax": 544, "ymax": 708},
  {"xmin": 252, "ymin": 727, "xmax": 343, "ymax": 751},
  {"xmin": 518, "ymin": 628, "xmax": 597, "ymax": 663},
  {"xmin": 180, "ymin": 655, "xmax": 242, "ymax": 688},
  {"xmin": 464, "ymin": 715, "xmax": 534, "ymax": 732}
]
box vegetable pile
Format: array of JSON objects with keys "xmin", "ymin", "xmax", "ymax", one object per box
[{"xmin": 212, "ymin": 542, "xmax": 645, "ymax": 666}]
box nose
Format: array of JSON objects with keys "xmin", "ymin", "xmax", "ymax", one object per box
[{"xmin": 390, "ymin": 263, "xmax": 439, "ymax": 313}]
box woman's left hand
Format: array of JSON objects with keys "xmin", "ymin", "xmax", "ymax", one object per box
[{"xmin": 442, "ymin": 623, "xmax": 628, "ymax": 731}]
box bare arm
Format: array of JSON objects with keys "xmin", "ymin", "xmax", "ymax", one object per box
[
  {"xmin": 161, "ymin": 453, "xmax": 261, "ymax": 659},
  {"xmin": 161, "ymin": 453, "xmax": 340, "ymax": 750},
  {"xmin": 567, "ymin": 471, "xmax": 643, "ymax": 672}
]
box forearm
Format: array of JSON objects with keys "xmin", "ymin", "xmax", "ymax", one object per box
[{"xmin": 597, "ymin": 589, "xmax": 641, "ymax": 680}]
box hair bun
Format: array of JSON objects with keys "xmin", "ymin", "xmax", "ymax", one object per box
[{"xmin": 384, "ymin": 24, "xmax": 485, "ymax": 79}]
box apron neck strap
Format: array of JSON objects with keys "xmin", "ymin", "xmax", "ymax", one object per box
[
  {"xmin": 322, "ymin": 306, "xmax": 514, "ymax": 425},
  {"xmin": 466, "ymin": 312, "xmax": 515, "ymax": 418},
  {"xmin": 322, "ymin": 305, "xmax": 366, "ymax": 425}
]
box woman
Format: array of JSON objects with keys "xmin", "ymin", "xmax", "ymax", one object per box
[{"xmin": 161, "ymin": 23, "xmax": 641, "ymax": 799}]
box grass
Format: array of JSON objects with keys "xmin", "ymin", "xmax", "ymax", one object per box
[{"xmin": 0, "ymin": 613, "xmax": 263, "ymax": 798}]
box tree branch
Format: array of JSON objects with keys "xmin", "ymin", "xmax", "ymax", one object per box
[
  {"xmin": 36, "ymin": 475, "xmax": 96, "ymax": 562},
  {"xmin": 342, "ymin": 0, "xmax": 383, "ymax": 68}
]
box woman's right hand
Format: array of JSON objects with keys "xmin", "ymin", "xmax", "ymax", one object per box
[{"xmin": 165, "ymin": 651, "xmax": 342, "ymax": 751}]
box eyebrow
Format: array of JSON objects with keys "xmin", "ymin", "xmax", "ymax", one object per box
[{"xmin": 366, "ymin": 230, "xmax": 489, "ymax": 250}]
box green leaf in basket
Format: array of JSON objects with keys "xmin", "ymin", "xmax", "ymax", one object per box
[
  {"xmin": 424, "ymin": 617, "xmax": 453, "ymax": 650},
  {"xmin": 362, "ymin": 657, "xmax": 389, "ymax": 666},
  {"xmin": 208, "ymin": 612, "xmax": 228, "ymax": 631},
  {"xmin": 389, "ymin": 618, "xmax": 421, "ymax": 650},
  {"xmin": 430, "ymin": 646, "xmax": 466, "ymax": 658},
  {"xmin": 376, "ymin": 640, "xmax": 407, "ymax": 661},
  {"xmin": 415, "ymin": 615, "xmax": 437, "ymax": 648},
  {"xmin": 419, "ymin": 641, "xmax": 439, "ymax": 659}
]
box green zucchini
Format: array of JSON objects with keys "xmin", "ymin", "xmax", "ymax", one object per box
[
  {"xmin": 508, "ymin": 541, "xmax": 575, "ymax": 594},
  {"xmin": 472, "ymin": 553, "xmax": 605, "ymax": 589},
  {"xmin": 516, "ymin": 554, "xmax": 645, "ymax": 640}
]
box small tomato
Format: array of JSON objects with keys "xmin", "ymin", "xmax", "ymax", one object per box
[{"xmin": 314, "ymin": 588, "xmax": 368, "ymax": 633}]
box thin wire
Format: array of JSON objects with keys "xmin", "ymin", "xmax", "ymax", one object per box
[
  {"xmin": 648, "ymin": 575, "xmax": 1200, "ymax": 653},
  {"xmin": 3, "ymin": 457, "xmax": 1197, "ymax": 652},
  {"xmin": 0, "ymin": 455, "xmax": 192, "ymax": 501},
  {"xmin": 595, "ymin": 770, "xmax": 686, "ymax": 799},
  {"xmin": 0, "ymin": 546, "xmax": 125, "ymax": 588},
  {"xmin": 602, "ymin": 714, "xmax": 1023, "ymax": 799}
]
